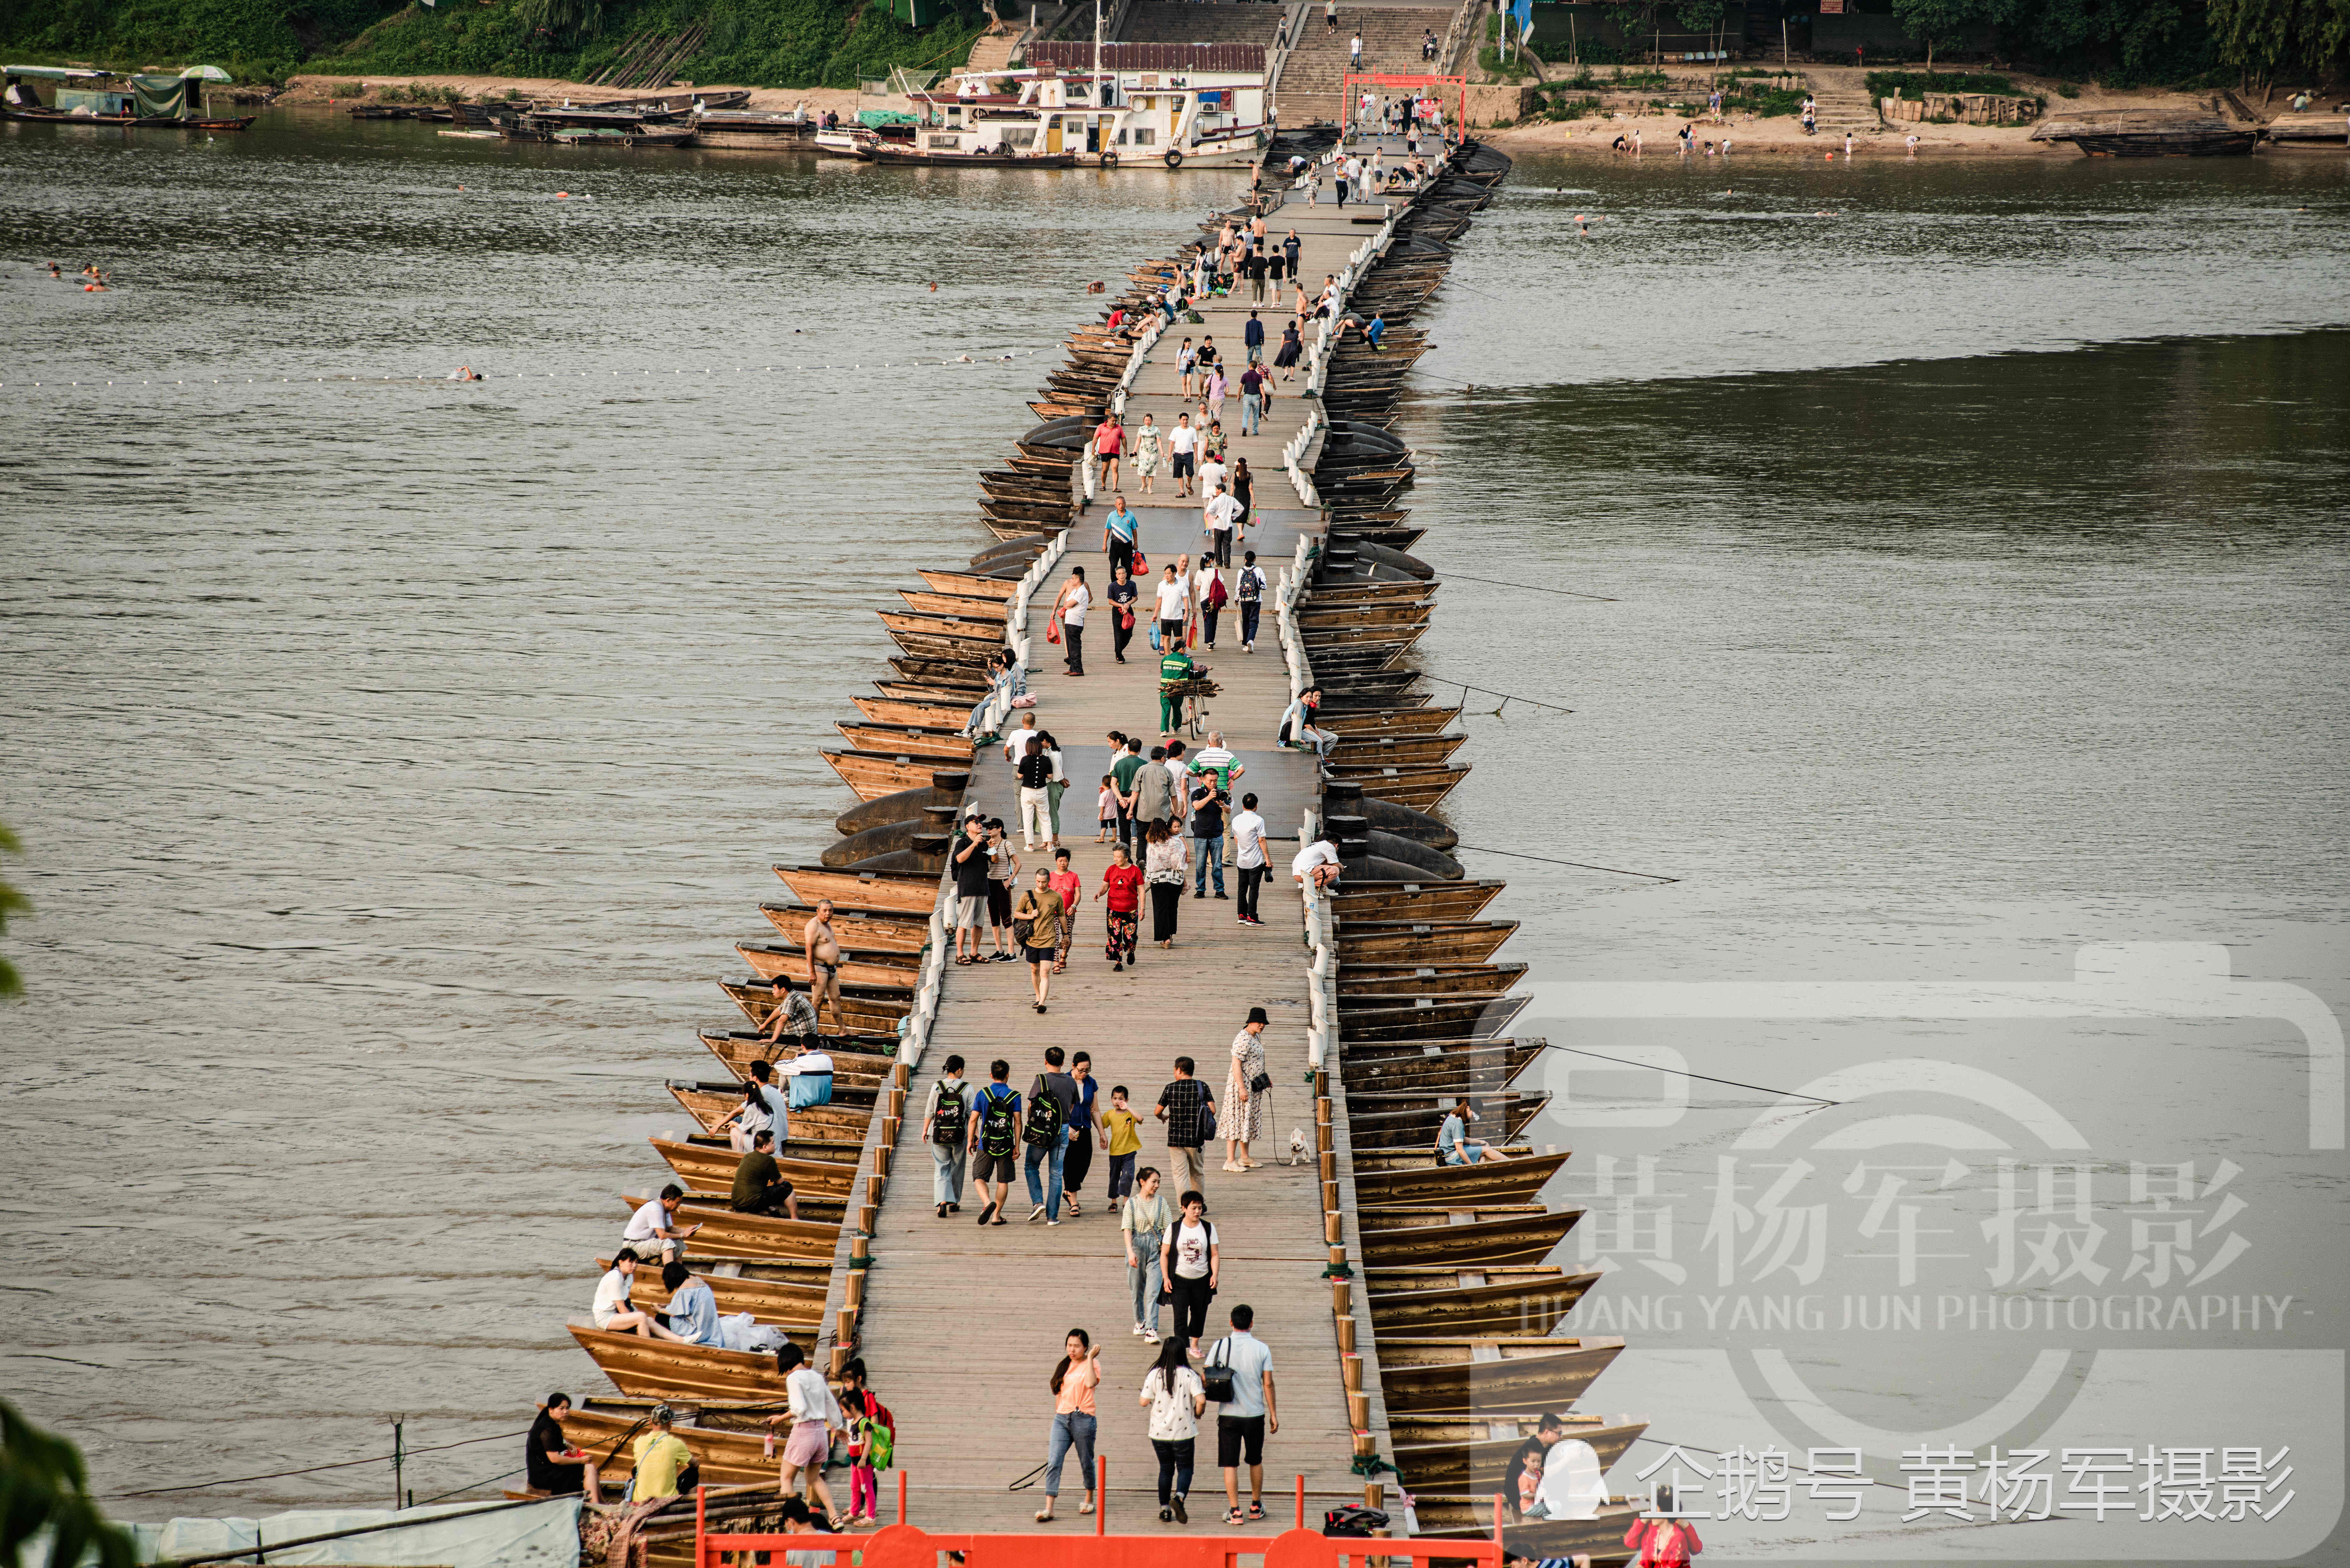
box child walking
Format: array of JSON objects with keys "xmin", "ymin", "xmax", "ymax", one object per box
[
  {"xmin": 839, "ymin": 1361, "xmax": 895, "ymax": 1527},
  {"xmin": 1096, "ymin": 775, "xmax": 1117, "ymax": 843}
]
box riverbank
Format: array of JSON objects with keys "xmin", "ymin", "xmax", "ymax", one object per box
[{"xmin": 277, "ymin": 71, "xmax": 877, "ymax": 117}]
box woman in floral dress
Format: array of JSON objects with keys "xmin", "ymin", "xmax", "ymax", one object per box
[{"xmin": 1222, "ymin": 1007, "xmax": 1270, "ymax": 1171}]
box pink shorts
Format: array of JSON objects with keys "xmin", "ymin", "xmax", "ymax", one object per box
[{"xmin": 782, "ymin": 1420, "xmax": 829, "ymax": 1468}]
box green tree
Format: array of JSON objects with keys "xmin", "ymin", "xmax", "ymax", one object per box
[
  {"xmin": 1892, "ymin": 0, "xmax": 1987, "ymax": 70},
  {"xmin": 1, "ymin": 1399, "xmax": 137, "ymax": 1568},
  {"xmin": 0, "ymin": 823, "xmax": 25, "ymax": 999},
  {"xmin": 2206, "ymin": 0, "xmax": 2350, "ymax": 94}
]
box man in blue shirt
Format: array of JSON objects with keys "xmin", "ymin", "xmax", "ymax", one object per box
[
  {"xmin": 1243, "ymin": 310, "xmax": 1265, "ymax": 365},
  {"xmin": 1102, "ymin": 493, "xmax": 1139, "ymax": 582},
  {"xmin": 1211, "ymin": 1304, "xmax": 1278, "ymax": 1524}
]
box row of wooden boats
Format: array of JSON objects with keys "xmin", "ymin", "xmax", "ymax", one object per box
[{"xmin": 1271, "ymin": 141, "xmax": 1655, "ymax": 1562}]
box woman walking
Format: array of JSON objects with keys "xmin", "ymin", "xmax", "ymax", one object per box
[
  {"xmin": 1159, "ymin": 1190, "xmax": 1220, "ymax": 1358},
  {"xmin": 1098, "ymin": 840, "xmax": 1142, "ymax": 971},
  {"xmin": 1139, "ymin": 1332, "xmax": 1208, "ymax": 1523},
  {"xmin": 1144, "ymin": 820, "xmax": 1188, "ymax": 950},
  {"xmin": 1049, "ymin": 848, "xmax": 1081, "ymax": 976},
  {"xmin": 1133, "ymin": 412, "xmax": 1162, "ymax": 496},
  {"xmin": 1040, "ymin": 729, "xmax": 1070, "ymax": 841},
  {"xmin": 1093, "ymin": 411, "xmax": 1125, "ymax": 494},
  {"xmin": 1229, "ymin": 456, "xmax": 1255, "ymax": 543},
  {"xmin": 1012, "ymin": 868, "xmax": 1065, "ymax": 1013},
  {"xmin": 1199, "ymin": 565, "xmax": 1227, "ymax": 650},
  {"xmin": 1202, "ymin": 364, "xmax": 1226, "ymax": 430},
  {"xmin": 1223, "ymin": 1007, "xmax": 1270, "ymax": 1171},
  {"xmin": 1273, "ymin": 319, "xmax": 1302, "ymax": 381},
  {"xmin": 1035, "ymin": 1329, "xmax": 1102, "ymax": 1523},
  {"xmin": 766, "ymin": 1342, "xmax": 846, "ymax": 1529},
  {"xmin": 1122, "ymin": 1165, "xmax": 1175, "ymax": 1341}
]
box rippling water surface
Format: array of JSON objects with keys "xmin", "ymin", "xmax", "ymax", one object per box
[{"xmin": 3, "ymin": 116, "xmax": 2346, "ymax": 1528}]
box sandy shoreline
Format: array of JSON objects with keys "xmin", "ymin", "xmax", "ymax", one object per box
[{"xmin": 278, "ymin": 71, "xmax": 876, "ymax": 117}]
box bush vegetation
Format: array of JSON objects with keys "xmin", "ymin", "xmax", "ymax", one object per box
[{"xmin": 0, "ymin": 0, "xmax": 992, "ymax": 89}]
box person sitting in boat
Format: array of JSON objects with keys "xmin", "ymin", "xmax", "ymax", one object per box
[
  {"xmin": 526, "ymin": 1393, "xmax": 604, "ymax": 1502},
  {"xmin": 760, "ymin": 977, "xmax": 822, "ymax": 1044},
  {"xmin": 630, "ymin": 1406, "xmax": 695, "ymax": 1502},
  {"xmin": 731, "ymin": 1128, "xmax": 799, "ymax": 1219},
  {"xmin": 621, "ymin": 1184, "xmax": 703, "ymax": 1264},
  {"xmin": 660, "ymin": 1260, "xmax": 726, "ymax": 1346},
  {"xmin": 1437, "ymin": 1099, "xmax": 1508, "ymax": 1165},
  {"xmin": 779, "ymin": 1044, "xmax": 835, "ymax": 1108},
  {"xmin": 591, "ymin": 1248, "xmax": 690, "ymax": 1341}
]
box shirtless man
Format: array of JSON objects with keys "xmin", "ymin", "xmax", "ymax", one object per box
[{"xmin": 802, "ymin": 899, "xmax": 843, "ymax": 1033}]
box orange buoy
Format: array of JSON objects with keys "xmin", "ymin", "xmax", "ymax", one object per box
[
  {"xmin": 556, "ymin": 191, "xmax": 570, "ymax": 199},
  {"xmin": 84, "ymin": 283, "xmax": 96, "ymax": 291}
]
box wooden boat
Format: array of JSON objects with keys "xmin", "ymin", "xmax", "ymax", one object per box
[
  {"xmin": 824, "ymin": 750, "xmax": 963, "ymax": 802},
  {"xmin": 1358, "ymin": 1204, "xmax": 1580, "ymax": 1267},
  {"xmin": 669, "ymin": 1084, "xmax": 872, "ymax": 1146},
  {"xmin": 851, "ymin": 696, "xmax": 971, "ymax": 730},
  {"xmin": 918, "ymin": 569, "xmax": 1022, "ymax": 601},
  {"xmin": 2032, "ymin": 115, "xmax": 2258, "ymax": 156},
  {"xmin": 879, "ymin": 610, "xmax": 1005, "ymax": 645},
  {"xmin": 649, "ymin": 1136, "xmax": 859, "ymax": 1199},
  {"xmin": 611, "ymin": 1195, "xmax": 838, "ymax": 1263},
  {"xmin": 1390, "ymin": 1413, "xmax": 1646, "ymax": 1492},
  {"xmin": 1326, "ymin": 734, "xmax": 1466, "ymax": 770},
  {"xmin": 892, "ymin": 653, "xmax": 996, "ymax": 684},
  {"xmin": 1335, "ymin": 920, "xmax": 1517, "ymax": 965},
  {"xmin": 874, "ymin": 681, "xmax": 986, "ymax": 704},
  {"xmin": 596, "ymin": 1250, "xmax": 830, "ymax": 1297},
  {"xmin": 834, "ymin": 723, "xmax": 974, "ymax": 761},
  {"xmin": 569, "ymin": 1325, "xmax": 794, "ymax": 1403},
  {"xmin": 696, "ymin": 1028, "xmax": 896, "ymax": 1083},
  {"xmin": 897, "ymin": 591, "xmax": 1009, "ymax": 621},
  {"xmin": 1337, "ymin": 996, "xmax": 1531, "ymax": 1044},
  {"xmin": 982, "ymin": 512, "xmax": 1072, "ymax": 542},
  {"xmin": 1337, "ymin": 960, "xmax": 1522, "ymax": 998},
  {"xmin": 1366, "ymin": 1263, "xmax": 1599, "ymax": 1337},
  {"xmin": 1330, "ymin": 764, "xmax": 1472, "ymax": 810},
  {"xmin": 720, "ymin": 978, "xmax": 910, "ymax": 1035},
  {"xmin": 734, "ymin": 940, "xmax": 917, "ymax": 991},
  {"xmin": 1301, "ymin": 623, "xmax": 1429, "ymax": 655},
  {"xmin": 2265, "ymin": 109, "xmax": 2350, "ymax": 142},
  {"xmin": 1412, "ymin": 1498, "xmax": 1643, "ymax": 1562},
  {"xmin": 1340, "ymin": 1042, "xmax": 1545, "ymax": 1099},
  {"xmin": 1296, "ymin": 601, "xmax": 1436, "ymax": 629},
  {"xmin": 1328, "ymin": 883, "xmax": 1503, "ymax": 923},
  {"xmin": 759, "ymin": 902, "xmax": 930, "ymax": 953},
  {"xmin": 1346, "ymin": 1091, "xmax": 1550, "ymax": 1150},
  {"xmin": 773, "ymin": 866, "xmax": 939, "ymax": 914},
  {"xmin": 1343, "ymin": 1025, "xmax": 1540, "ymax": 1066},
  {"xmin": 556, "ymin": 1406, "xmax": 785, "ymax": 1489},
  {"xmin": 1316, "ymin": 706, "xmax": 1462, "ymax": 736},
  {"xmin": 1376, "ymin": 1335, "xmax": 1626, "ymax": 1414},
  {"xmin": 1337, "ymin": 996, "xmax": 1523, "ymax": 1040}
]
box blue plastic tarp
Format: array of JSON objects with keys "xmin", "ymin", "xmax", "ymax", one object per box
[{"xmin": 127, "ymin": 1497, "xmax": 581, "ymax": 1568}]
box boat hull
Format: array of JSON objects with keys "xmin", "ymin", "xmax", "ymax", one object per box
[
  {"xmin": 1367, "ymin": 1264, "xmax": 1601, "ymax": 1337},
  {"xmin": 569, "ymin": 1325, "xmax": 795, "ymax": 1403}
]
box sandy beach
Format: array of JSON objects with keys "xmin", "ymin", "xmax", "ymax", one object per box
[{"xmin": 277, "ymin": 71, "xmax": 876, "ymax": 117}]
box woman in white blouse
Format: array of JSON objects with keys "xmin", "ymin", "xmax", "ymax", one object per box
[
  {"xmin": 1143, "ymin": 820, "xmax": 1190, "ymax": 949},
  {"xmin": 1139, "ymin": 1331, "xmax": 1207, "ymax": 1521}
]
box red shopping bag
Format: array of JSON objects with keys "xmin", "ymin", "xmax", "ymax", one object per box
[{"xmin": 1046, "ymin": 616, "xmax": 1063, "ymax": 645}]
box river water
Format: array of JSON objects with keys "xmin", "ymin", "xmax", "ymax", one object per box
[{"xmin": 3, "ymin": 113, "xmax": 2346, "ymax": 1552}]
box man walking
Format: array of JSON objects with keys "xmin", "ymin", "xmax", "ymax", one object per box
[
  {"xmin": 1155, "ymin": 1056, "xmax": 1216, "ymax": 1198},
  {"xmin": 1211, "ymin": 1304, "xmax": 1278, "ymax": 1526},
  {"xmin": 1170, "ymin": 413, "xmax": 1198, "ymax": 498},
  {"xmin": 1025, "ymin": 1046, "xmax": 1079, "ymax": 1225},
  {"xmin": 1112, "ymin": 734, "xmax": 1148, "ymax": 852},
  {"xmin": 1052, "ymin": 564, "xmax": 1089, "ymax": 677},
  {"xmin": 1235, "ymin": 551, "xmax": 1266, "ymax": 653},
  {"xmin": 970, "ymin": 1058, "xmax": 1021, "ymax": 1226},
  {"xmin": 1238, "ymin": 365, "xmax": 1265, "ymax": 438},
  {"xmin": 951, "ymin": 812, "xmax": 991, "ymax": 964},
  {"xmin": 1232, "ymin": 791, "xmax": 1268, "ymax": 926},
  {"xmin": 1134, "ymin": 741, "xmax": 1177, "ymax": 834},
  {"xmin": 923, "ymin": 1053, "xmax": 970, "ymax": 1218},
  {"xmin": 1016, "ymin": 734, "xmax": 1056, "ymax": 853},
  {"xmin": 1243, "ymin": 309, "xmax": 1264, "ymax": 366},
  {"xmin": 1102, "ymin": 494, "xmax": 1139, "ymax": 581},
  {"xmin": 1188, "ymin": 768, "xmax": 1227, "ymax": 900}
]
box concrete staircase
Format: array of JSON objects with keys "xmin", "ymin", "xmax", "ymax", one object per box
[
  {"xmin": 1117, "ymin": 1, "xmax": 1287, "ymax": 46},
  {"xmin": 1803, "ymin": 69, "xmax": 1882, "ymax": 135},
  {"xmin": 1278, "ymin": 4, "xmax": 1453, "ymax": 126},
  {"xmin": 963, "ymin": 30, "xmax": 1022, "ymax": 72}
]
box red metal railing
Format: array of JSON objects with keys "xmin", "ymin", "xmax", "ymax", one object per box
[{"xmin": 694, "ymin": 1463, "xmax": 1504, "ymax": 1568}]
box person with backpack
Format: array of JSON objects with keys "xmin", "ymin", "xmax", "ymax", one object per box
[
  {"xmin": 924, "ymin": 1054, "xmax": 971, "ymax": 1219},
  {"xmin": 838, "ymin": 1359, "xmax": 895, "ymax": 1528},
  {"xmin": 1023, "ymin": 1046, "xmax": 1078, "ymax": 1225},
  {"xmin": 969, "ymin": 1059, "xmax": 1022, "ymax": 1227},
  {"xmin": 1139, "ymin": 1331, "xmax": 1207, "ymax": 1522},
  {"xmin": 1160, "ymin": 1189, "xmax": 1220, "ymax": 1359},
  {"xmin": 1235, "ymin": 551, "xmax": 1266, "ymax": 653}
]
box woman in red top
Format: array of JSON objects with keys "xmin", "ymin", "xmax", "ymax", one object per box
[
  {"xmin": 1624, "ymin": 1515, "xmax": 1702, "ymax": 1567},
  {"xmin": 1094, "ymin": 413, "xmax": 1125, "ymax": 493},
  {"xmin": 1050, "ymin": 848, "xmax": 1084, "ymax": 975},
  {"xmin": 1096, "ymin": 842, "xmax": 1143, "ymax": 971}
]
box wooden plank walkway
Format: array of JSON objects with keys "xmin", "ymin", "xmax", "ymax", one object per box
[{"xmin": 850, "ymin": 194, "xmax": 1407, "ymax": 1533}]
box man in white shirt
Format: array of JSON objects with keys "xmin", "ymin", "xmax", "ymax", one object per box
[
  {"xmin": 1153, "ymin": 564, "xmax": 1189, "ymax": 650},
  {"xmin": 1162, "ymin": 739, "xmax": 1194, "ymax": 828},
  {"xmin": 590, "ymin": 1249, "xmax": 687, "ymax": 1340},
  {"xmin": 1197, "ymin": 452, "xmax": 1228, "ymax": 505},
  {"xmin": 1052, "ymin": 564, "xmax": 1091, "ymax": 678},
  {"xmin": 1203, "ymin": 485, "xmax": 1242, "ymax": 568},
  {"xmin": 1212, "ymin": 1303, "xmax": 1279, "ymax": 1523},
  {"xmin": 621, "ymin": 1184, "xmax": 702, "ymax": 1264},
  {"xmin": 779, "ymin": 1045, "xmax": 835, "ymax": 1107},
  {"xmin": 1291, "ymin": 834, "xmax": 1341, "ymax": 891},
  {"xmin": 1231, "ymin": 791, "xmax": 1269, "ymax": 926},
  {"xmin": 1003, "ymin": 710, "xmax": 1041, "ymax": 763},
  {"xmin": 1169, "ymin": 413, "xmax": 1199, "ymax": 498}
]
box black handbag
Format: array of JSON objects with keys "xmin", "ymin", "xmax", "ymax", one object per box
[
  {"xmin": 1249, "ymin": 1070, "xmax": 1273, "ymax": 1094},
  {"xmin": 1200, "ymin": 1337, "xmax": 1237, "ymax": 1404}
]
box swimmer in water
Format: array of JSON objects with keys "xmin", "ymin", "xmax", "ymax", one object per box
[
  {"xmin": 449, "ymin": 365, "xmax": 480, "ymax": 380},
  {"xmin": 47, "ymin": 261, "xmax": 62, "ymax": 278}
]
